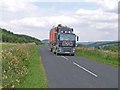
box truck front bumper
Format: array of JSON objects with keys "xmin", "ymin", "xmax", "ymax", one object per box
[{"xmin": 57, "ymin": 47, "xmax": 75, "ymax": 55}]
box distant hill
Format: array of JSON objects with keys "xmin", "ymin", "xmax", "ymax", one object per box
[
  {"xmin": 77, "ymin": 41, "xmax": 119, "ymax": 52},
  {"xmin": 78, "ymin": 41, "xmax": 120, "ymax": 47},
  {"xmin": 77, "ymin": 42, "xmax": 95, "ymax": 46},
  {"xmin": 0, "ymin": 28, "xmax": 42, "ymax": 45},
  {"xmin": 42, "ymin": 39, "xmax": 49, "ymax": 43},
  {"xmin": 87, "ymin": 41, "xmax": 120, "ymax": 47}
]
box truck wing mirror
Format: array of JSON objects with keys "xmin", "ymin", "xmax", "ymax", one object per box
[
  {"xmin": 71, "ymin": 28, "xmax": 73, "ymax": 32},
  {"xmin": 58, "ymin": 35, "xmax": 60, "ymax": 39},
  {"xmin": 77, "ymin": 36, "xmax": 79, "ymax": 41}
]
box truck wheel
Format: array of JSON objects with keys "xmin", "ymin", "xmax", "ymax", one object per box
[
  {"xmin": 71, "ymin": 54, "xmax": 74, "ymax": 56},
  {"xmin": 56, "ymin": 52, "xmax": 59, "ymax": 55},
  {"xmin": 56, "ymin": 52, "xmax": 58, "ymax": 55},
  {"xmin": 52, "ymin": 48, "xmax": 55, "ymax": 54},
  {"xmin": 50, "ymin": 48, "xmax": 53, "ymax": 52},
  {"xmin": 54, "ymin": 52, "xmax": 56, "ymax": 54}
]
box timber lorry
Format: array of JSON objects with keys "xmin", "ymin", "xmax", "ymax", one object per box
[{"xmin": 49, "ymin": 24, "xmax": 79, "ymax": 56}]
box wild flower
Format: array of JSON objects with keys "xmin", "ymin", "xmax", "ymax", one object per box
[
  {"xmin": 16, "ymin": 79, "xmax": 20, "ymax": 83},
  {"xmin": 2, "ymin": 43, "xmax": 34, "ymax": 88},
  {"xmin": 11, "ymin": 85, "xmax": 14, "ymax": 88}
]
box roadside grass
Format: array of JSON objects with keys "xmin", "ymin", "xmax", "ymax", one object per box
[
  {"xmin": 40, "ymin": 43, "xmax": 48, "ymax": 46},
  {"xmin": 0, "ymin": 43, "xmax": 17, "ymax": 51},
  {"xmin": 1, "ymin": 43, "xmax": 48, "ymax": 88},
  {"xmin": 76, "ymin": 47, "xmax": 119, "ymax": 68},
  {"xmin": 0, "ymin": 44, "xmax": 1, "ymax": 89},
  {"xmin": 16, "ymin": 45, "xmax": 48, "ymax": 88}
]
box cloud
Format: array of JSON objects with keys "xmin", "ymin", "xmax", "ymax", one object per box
[
  {"xmin": 1, "ymin": 0, "xmax": 118, "ymax": 12},
  {"xmin": 0, "ymin": 0, "xmax": 40, "ymax": 14},
  {"xmin": 90, "ymin": 22, "xmax": 117, "ymax": 30},
  {"xmin": 76, "ymin": 8, "xmax": 117, "ymax": 22},
  {"xmin": 10, "ymin": 7, "xmax": 117, "ymax": 31},
  {"xmin": 0, "ymin": 0, "xmax": 118, "ymax": 41},
  {"xmin": 76, "ymin": 8, "xmax": 118, "ymax": 30},
  {"xmin": 11, "ymin": 18, "xmax": 47, "ymax": 27},
  {"xmin": 10, "ymin": 15, "xmax": 79, "ymax": 28},
  {"xmin": 85, "ymin": 0, "xmax": 118, "ymax": 11}
]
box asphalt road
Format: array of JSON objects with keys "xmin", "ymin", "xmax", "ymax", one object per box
[{"xmin": 39, "ymin": 46, "xmax": 118, "ymax": 88}]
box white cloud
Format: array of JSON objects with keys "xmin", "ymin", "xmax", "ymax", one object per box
[
  {"xmin": 11, "ymin": 18, "xmax": 47, "ymax": 27},
  {"xmin": 76, "ymin": 8, "xmax": 118, "ymax": 30},
  {"xmin": 90, "ymin": 22, "xmax": 117, "ymax": 30},
  {"xmin": 10, "ymin": 8, "xmax": 117, "ymax": 31},
  {"xmin": 104, "ymin": 31, "xmax": 110, "ymax": 35},
  {"xmin": 0, "ymin": 0, "xmax": 39, "ymax": 12},
  {"xmin": 85, "ymin": 0, "xmax": 118, "ymax": 10},
  {"xmin": 76, "ymin": 8, "xmax": 117, "ymax": 22},
  {"xmin": 102, "ymin": 0, "xmax": 118, "ymax": 10},
  {"xmin": 0, "ymin": 0, "xmax": 118, "ymax": 41},
  {"xmin": 10, "ymin": 15, "xmax": 79, "ymax": 28},
  {"xmin": 1, "ymin": 0, "xmax": 118, "ymax": 12}
]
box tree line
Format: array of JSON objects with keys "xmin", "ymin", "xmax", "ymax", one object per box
[{"xmin": 0, "ymin": 28, "xmax": 42, "ymax": 45}]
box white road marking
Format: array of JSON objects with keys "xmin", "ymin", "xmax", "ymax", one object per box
[
  {"xmin": 61, "ymin": 56, "xmax": 69, "ymax": 60},
  {"xmin": 73, "ymin": 62, "xmax": 98, "ymax": 77}
]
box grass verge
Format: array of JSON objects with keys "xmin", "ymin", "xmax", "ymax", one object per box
[
  {"xmin": 0, "ymin": 43, "xmax": 17, "ymax": 51},
  {"xmin": 1, "ymin": 43, "xmax": 48, "ymax": 88},
  {"xmin": 76, "ymin": 47, "xmax": 119, "ymax": 68}
]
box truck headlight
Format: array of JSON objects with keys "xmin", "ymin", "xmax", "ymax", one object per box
[
  {"xmin": 73, "ymin": 48, "xmax": 75, "ymax": 52},
  {"xmin": 59, "ymin": 48, "xmax": 62, "ymax": 52}
]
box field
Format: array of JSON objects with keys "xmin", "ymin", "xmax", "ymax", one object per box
[
  {"xmin": 76, "ymin": 46, "xmax": 119, "ymax": 68},
  {"xmin": 1, "ymin": 43, "xmax": 17, "ymax": 50},
  {"xmin": 1, "ymin": 43, "xmax": 48, "ymax": 88}
]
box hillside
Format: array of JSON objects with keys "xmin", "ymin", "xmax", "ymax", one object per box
[
  {"xmin": 42, "ymin": 39, "xmax": 49, "ymax": 43},
  {"xmin": 77, "ymin": 41, "xmax": 119, "ymax": 52},
  {"xmin": 77, "ymin": 42, "xmax": 95, "ymax": 46},
  {"xmin": 78, "ymin": 41, "xmax": 120, "ymax": 47},
  {"xmin": 0, "ymin": 28, "xmax": 42, "ymax": 45},
  {"xmin": 87, "ymin": 41, "xmax": 120, "ymax": 47}
]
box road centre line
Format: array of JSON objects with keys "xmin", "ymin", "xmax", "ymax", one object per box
[
  {"xmin": 61, "ymin": 56, "xmax": 69, "ymax": 60},
  {"xmin": 60, "ymin": 56, "xmax": 98, "ymax": 77},
  {"xmin": 73, "ymin": 62, "xmax": 98, "ymax": 77}
]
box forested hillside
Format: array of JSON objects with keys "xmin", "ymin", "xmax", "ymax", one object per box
[{"xmin": 0, "ymin": 28, "xmax": 42, "ymax": 45}]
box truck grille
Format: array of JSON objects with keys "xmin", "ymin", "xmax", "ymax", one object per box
[
  {"xmin": 63, "ymin": 47, "xmax": 72, "ymax": 52},
  {"xmin": 62, "ymin": 41, "xmax": 73, "ymax": 46}
]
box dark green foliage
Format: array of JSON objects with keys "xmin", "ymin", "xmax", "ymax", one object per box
[{"xmin": 0, "ymin": 28, "xmax": 42, "ymax": 45}]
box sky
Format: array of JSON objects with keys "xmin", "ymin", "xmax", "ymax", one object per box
[{"xmin": 0, "ymin": 0, "xmax": 119, "ymax": 42}]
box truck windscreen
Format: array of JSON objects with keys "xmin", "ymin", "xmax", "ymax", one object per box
[{"xmin": 60, "ymin": 34, "xmax": 75, "ymax": 41}]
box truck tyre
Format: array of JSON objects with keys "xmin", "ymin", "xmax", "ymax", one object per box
[
  {"xmin": 54, "ymin": 51, "xmax": 56, "ymax": 54},
  {"xmin": 56, "ymin": 52, "xmax": 58, "ymax": 55},
  {"xmin": 50, "ymin": 48, "xmax": 52, "ymax": 52},
  {"xmin": 52, "ymin": 48, "xmax": 55, "ymax": 54},
  {"xmin": 71, "ymin": 54, "xmax": 74, "ymax": 56},
  {"xmin": 56, "ymin": 51, "xmax": 59, "ymax": 55}
]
